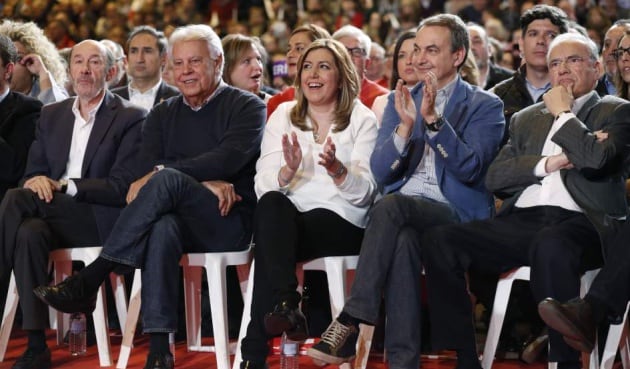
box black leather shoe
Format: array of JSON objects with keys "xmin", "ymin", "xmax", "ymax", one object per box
[
  {"xmin": 143, "ymin": 352, "xmax": 174, "ymax": 369},
  {"xmin": 33, "ymin": 274, "xmax": 97, "ymax": 314},
  {"xmin": 240, "ymin": 360, "xmax": 269, "ymax": 369},
  {"xmin": 538, "ymin": 297, "xmax": 595, "ymax": 352},
  {"xmin": 264, "ymin": 301, "xmax": 308, "ymax": 341},
  {"xmin": 11, "ymin": 347, "xmax": 51, "ymax": 369}
]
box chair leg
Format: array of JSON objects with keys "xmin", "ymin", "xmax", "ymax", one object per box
[
  {"xmin": 117, "ymin": 269, "xmax": 142, "ymax": 369},
  {"xmin": 182, "ymin": 266, "xmax": 203, "ymax": 350},
  {"xmin": 0, "ymin": 273, "xmax": 19, "ymax": 362},
  {"xmin": 233, "ymin": 261, "xmax": 255, "ymax": 369},
  {"xmin": 206, "ymin": 260, "xmax": 232, "ymax": 369},
  {"xmin": 54, "ymin": 260, "xmax": 73, "ymax": 345},
  {"xmin": 353, "ymin": 324, "xmax": 375, "ymax": 369},
  {"xmin": 110, "ymin": 274, "xmax": 128, "ymax": 330},
  {"xmin": 93, "ymin": 284, "xmax": 113, "ymax": 366},
  {"xmin": 599, "ymin": 303, "xmax": 630, "ymax": 369},
  {"xmin": 481, "ymin": 276, "xmax": 516, "ymax": 369}
]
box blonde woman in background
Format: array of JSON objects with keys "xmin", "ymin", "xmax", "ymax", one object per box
[{"xmin": 0, "ymin": 20, "xmax": 68, "ymax": 104}]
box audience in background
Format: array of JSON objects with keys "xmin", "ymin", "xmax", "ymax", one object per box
[
  {"xmin": 597, "ymin": 20, "xmax": 630, "ymax": 96},
  {"xmin": 0, "ymin": 19, "xmax": 68, "ymax": 105},
  {"xmin": 332, "ymin": 25, "xmax": 388, "ymax": 108},
  {"xmin": 366, "ymin": 41, "xmax": 388, "ymax": 88},
  {"xmin": 371, "ymin": 30, "xmax": 418, "ymax": 123},
  {"xmin": 111, "ymin": 25, "xmax": 178, "ymax": 111},
  {"xmin": 100, "ymin": 39, "xmax": 128, "ymax": 89},
  {"xmin": 222, "ymin": 34, "xmax": 271, "ymax": 102}
]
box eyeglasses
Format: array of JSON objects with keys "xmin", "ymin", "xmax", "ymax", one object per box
[
  {"xmin": 614, "ymin": 47, "xmax": 630, "ymax": 60},
  {"xmin": 548, "ymin": 55, "xmax": 588, "ymax": 70},
  {"xmin": 346, "ymin": 47, "xmax": 367, "ymax": 58}
]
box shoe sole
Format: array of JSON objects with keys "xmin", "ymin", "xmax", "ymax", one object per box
[
  {"xmin": 538, "ymin": 301, "xmax": 594, "ymax": 352},
  {"xmin": 307, "ymin": 347, "xmax": 355, "ymax": 365},
  {"xmin": 32, "ymin": 287, "xmax": 95, "ymax": 314}
]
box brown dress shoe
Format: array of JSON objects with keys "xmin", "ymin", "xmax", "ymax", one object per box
[{"xmin": 538, "ymin": 297, "xmax": 596, "ymax": 352}]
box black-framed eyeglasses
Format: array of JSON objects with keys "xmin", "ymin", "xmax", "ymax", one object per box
[
  {"xmin": 346, "ymin": 47, "xmax": 367, "ymax": 58},
  {"xmin": 614, "ymin": 47, "xmax": 630, "ymax": 60}
]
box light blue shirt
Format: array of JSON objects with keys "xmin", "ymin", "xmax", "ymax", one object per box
[{"xmin": 395, "ymin": 76, "xmax": 459, "ymax": 203}]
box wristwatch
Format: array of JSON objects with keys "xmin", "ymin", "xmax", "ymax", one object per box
[
  {"xmin": 426, "ymin": 116, "xmax": 444, "ymax": 132},
  {"xmin": 59, "ymin": 179, "xmax": 68, "ymax": 193}
]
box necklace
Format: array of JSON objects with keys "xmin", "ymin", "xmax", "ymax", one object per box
[{"xmin": 309, "ymin": 113, "xmax": 321, "ymax": 143}]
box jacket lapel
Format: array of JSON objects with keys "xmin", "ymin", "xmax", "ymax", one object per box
[
  {"xmin": 575, "ymin": 91, "xmax": 600, "ymax": 127},
  {"xmin": 81, "ymin": 91, "xmax": 117, "ymax": 176},
  {"xmin": 443, "ymin": 78, "xmax": 468, "ymax": 129}
]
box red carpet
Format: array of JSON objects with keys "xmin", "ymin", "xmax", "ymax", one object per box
[{"xmin": 0, "ymin": 328, "xmax": 552, "ymax": 369}]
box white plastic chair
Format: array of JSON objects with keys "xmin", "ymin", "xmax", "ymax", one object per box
[
  {"xmin": 232, "ymin": 255, "xmax": 374, "ymax": 369},
  {"xmin": 49, "ymin": 247, "xmax": 128, "ymax": 367},
  {"xmin": 481, "ymin": 266, "xmax": 600, "ymax": 369},
  {"xmin": 0, "ymin": 247, "xmax": 127, "ymax": 367},
  {"xmin": 116, "ymin": 245, "xmax": 253, "ymax": 369}
]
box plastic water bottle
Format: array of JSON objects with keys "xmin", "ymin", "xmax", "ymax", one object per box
[
  {"xmin": 169, "ymin": 332, "xmax": 176, "ymax": 363},
  {"xmin": 280, "ymin": 332, "xmax": 299, "ymax": 369},
  {"xmin": 69, "ymin": 312, "xmax": 87, "ymax": 356}
]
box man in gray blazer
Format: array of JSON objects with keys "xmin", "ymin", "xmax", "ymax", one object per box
[
  {"xmin": 0, "ymin": 39, "xmax": 145, "ymax": 369},
  {"xmin": 422, "ymin": 32, "xmax": 630, "ymax": 369}
]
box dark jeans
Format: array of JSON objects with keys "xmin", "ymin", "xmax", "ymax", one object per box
[
  {"xmin": 422, "ymin": 206, "xmax": 602, "ymax": 363},
  {"xmin": 0, "ymin": 188, "xmax": 100, "ymax": 329},
  {"xmin": 343, "ymin": 193, "xmax": 460, "ymax": 369},
  {"xmin": 241, "ymin": 191, "xmax": 364, "ymax": 362},
  {"xmin": 101, "ymin": 169, "xmax": 251, "ymax": 333}
]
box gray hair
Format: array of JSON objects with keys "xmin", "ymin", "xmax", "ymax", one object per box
[
  {"xmin": 168, "ymin": 24, "xmax": 224, "ymax": 76},
  {"xmin": 547, "ymin": 32, "xmax": 599, "ymax": 62},
  {"xmin": 332, "ymin": 25, "xmax": 372, "ymax": 55}
]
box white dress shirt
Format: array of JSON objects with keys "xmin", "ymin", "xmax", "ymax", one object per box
[
  {"xmin": 515, "ymin": 93, "xmax": 592, "ymax": 212},
  {"xmin": 129, "ymin": 79, "xmax": 161, "ymax": 111},
  {"xmin": 62, "ymin": 94, "xmax": 105, "ymax": 195}
]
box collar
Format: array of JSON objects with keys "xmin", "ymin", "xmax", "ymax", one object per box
[
  {"xmin": 572, "ymin": 91, "xmax": 596, "ymax": 115},
  {"xmin": 183, "ymin": 80, "xmax": 227, "ymax": 112},
  {"xmin": 72, "ymin": 91, "xmax": 106, "ymax": 121},
  {"xmin": 0, "ymin": 87, "xmax": 9, "ymax": 104},
  {"xmin": 129, "ymin": 79, "xmax": 162, "ymax": 97},
  {"xmin": 438, "ymin": 75, "xmax": 458, "ymax": 98}
]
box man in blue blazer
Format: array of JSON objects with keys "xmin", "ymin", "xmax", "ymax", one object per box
[
  {"xmin": 308, "ymin": 14, "xmax": 505, "ymax": 369},
  {"xmin": 0, "ymin": 39, "xmax": 145, "ymax": 369}
]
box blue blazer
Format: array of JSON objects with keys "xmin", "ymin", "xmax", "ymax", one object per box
[{"xmin": 371, "ymin": 77, "xmax": 505, "ymax": 222}]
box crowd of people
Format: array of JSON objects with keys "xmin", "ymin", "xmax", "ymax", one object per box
[{"xmin": 2, "ymin": 2, "xmax": 630, "ymax": 369}]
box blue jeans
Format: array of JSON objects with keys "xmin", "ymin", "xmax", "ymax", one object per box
[
  {"xmin": 101, "ymin": 169, "xmax": 252, "ymax": 332},
  {"xmin": 343, "ymin": 193, "xmax": 460, "ymax": 369}
]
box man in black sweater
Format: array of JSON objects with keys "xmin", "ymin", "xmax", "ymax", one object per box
[{"xmin": 36, "ymin": 24, "xmax": 266, "ymax": 369}]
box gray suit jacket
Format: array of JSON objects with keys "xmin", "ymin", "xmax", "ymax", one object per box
[{"xmin": 486, "ymin": 91, "xmax": 630, "ymax": 257}]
